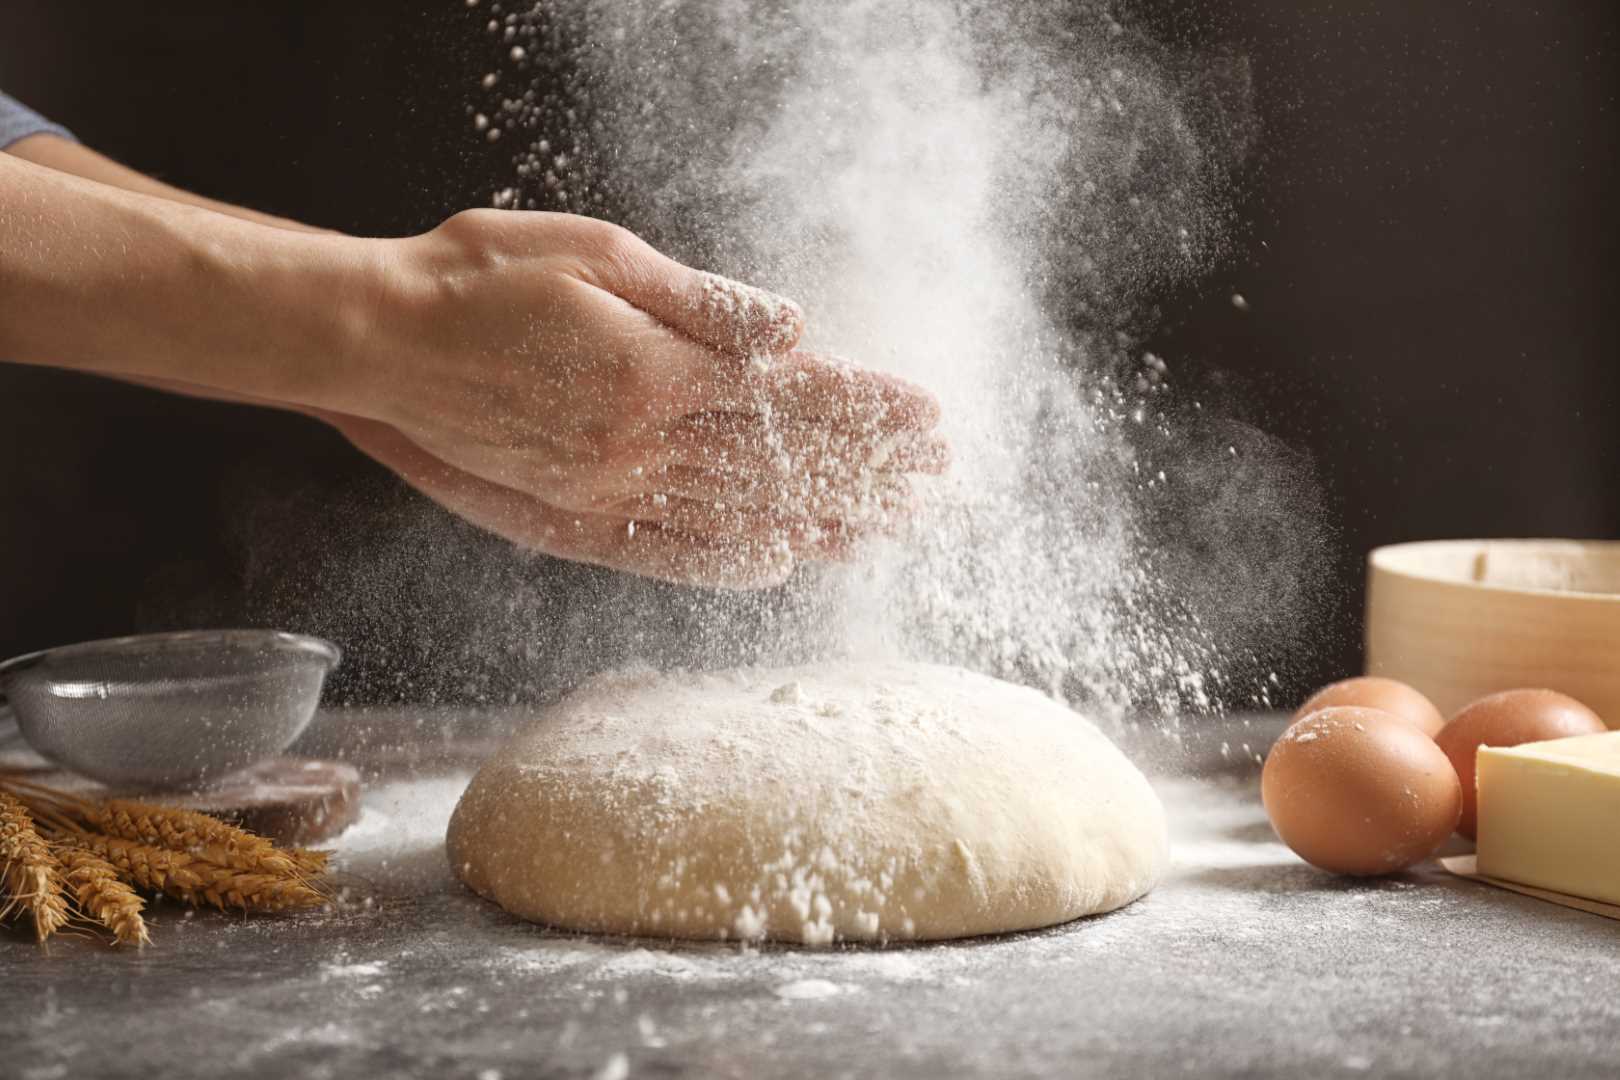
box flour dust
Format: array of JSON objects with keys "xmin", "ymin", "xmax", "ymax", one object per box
[{"xmin": 454, "ymin": 0, "xmax": 1328, "ymax": 719}]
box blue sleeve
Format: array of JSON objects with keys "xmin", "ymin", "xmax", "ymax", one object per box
[{"xmin": 0, "ymin": 91, "xmax": 76, "ymax": 150}]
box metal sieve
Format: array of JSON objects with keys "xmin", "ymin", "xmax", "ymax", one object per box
[{"xmin": 0, "ymin": 629, "xmax": 340, "ymax": 790}]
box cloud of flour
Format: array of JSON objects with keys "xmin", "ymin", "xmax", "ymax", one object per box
[{"xmin": 470, "ymin": 0, "xmax": 1329, "ymax": 717}]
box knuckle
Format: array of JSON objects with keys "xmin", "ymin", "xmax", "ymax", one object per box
[
  {"xmin": 585, "ymin": 222, "xmax": 655, "ymax": 285},
  {"xmin": 589, "ymin": 220, "xmax": 644, "ymax": 259},
  {"xmin": 605, "ymin": 359, "xmax": 668, "ymax": 422},
  {"xmin": 441, "ymin": 207, "xmax": 503, "ymax": 242},
  {"xmin": 430, "ymin": 209, "xmax": 514, "ymax": 276}
]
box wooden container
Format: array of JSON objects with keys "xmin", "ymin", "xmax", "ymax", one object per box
[{"xmin": 1365, "ymin": 539, "xmax": 1620, "ymax": 727}]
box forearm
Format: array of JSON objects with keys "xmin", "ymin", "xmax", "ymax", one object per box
[
  {"xmin": 4, "ymin": 133, "xmax": 329, "ymax": 235},
  {"xmin": 0, "ymin": 151, "xmax": 373, "ymax": 408}
]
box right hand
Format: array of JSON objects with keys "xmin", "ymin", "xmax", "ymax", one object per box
[{"xmin": 325, "ymin": 210, "xmax": 949, "ymax": 588}]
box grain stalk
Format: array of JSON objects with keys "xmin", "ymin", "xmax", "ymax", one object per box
[
  {"xmin": 0, "ymin": 791, "xmax": 70, "ymax": 943},
  {"xmin": 68, "ymin": 832, "xmax": 326, "ymax": 913},
  {"xmin": 83, "ymin": 799, "xmax": 299, "ymax": 877},
  {"xmin": 2, "ymin": 775, "xmax": 335, "ymax": 946},
  {"xmin": 288, "ymin": 848, "xmax": 333, "ymax": 876},
  {"xmin": 57, "ymin": 843, "xmax": 150, "ymax": 947}
]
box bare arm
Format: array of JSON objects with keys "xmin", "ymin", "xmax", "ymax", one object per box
[
  {"xmin": 0, "ymin": 150, "xmax": 367, "ymax": 406},
  {"xmin": 6, "ymin": 132, "xmax": 326, "ymax": 234},
  {"xmin": 0, "ymin": 149, "xmax": 372, "ymax": 413}
]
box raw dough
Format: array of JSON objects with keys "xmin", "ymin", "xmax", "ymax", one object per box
[{"xmin": 446, "ymin": 662, "xmax": 1167, "ymax": 944}]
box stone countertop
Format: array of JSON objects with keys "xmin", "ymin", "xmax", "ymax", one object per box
[{"xmin": 4, "ymin": 711, "xmax": 1616, "ymax": 1080}]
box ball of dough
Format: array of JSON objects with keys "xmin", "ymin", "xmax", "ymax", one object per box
[{"xmin": 446, "ymin": 662, "xmax": 1168, "ymax": 945}]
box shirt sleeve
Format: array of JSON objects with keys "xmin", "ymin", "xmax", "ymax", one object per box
[{"xmin": 0, "ymin": 91, "xmax": 76, "ymax": 150}]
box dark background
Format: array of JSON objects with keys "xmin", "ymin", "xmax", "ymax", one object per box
[{"xmin": 1, "ymin": 1, "xmax": 1615, "ymax": 707}]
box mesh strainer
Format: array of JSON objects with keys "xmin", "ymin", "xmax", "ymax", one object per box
[{"xmin": 0, "ymin": 630, "xmax": 340, "ymax": 790}]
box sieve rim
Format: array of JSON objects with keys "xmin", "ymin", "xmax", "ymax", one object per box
[{"xmin": 0, "ymin": 629, "xmax": 342, "ymax": 682}]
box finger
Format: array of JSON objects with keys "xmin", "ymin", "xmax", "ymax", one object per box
[
  {"xmin": 575, "ymin": 277, "xmax": 941, "ymax": 438},
  {"xmin": 612, "ymin": 495, "xmax": 861, "ymax": 553},
  {"xmin": 613, "ymin": 495, "xmax": 861, "ymax": 558},
  {"xmin": 330, "ymin": 412, "xmax": 579, "ymax": 547},
  {"xmin": 659, "ymin": 414, "xmax": 952, "ymax": 476},
  {"xmin": 704, "ymin": 352, "xmax": 943, "ymax": 435},
  {"xmin": 688, "ymin": 271, "xmax": 806, "ymax": 357},
  {"xmin": 653, "ymin": 466, "xmax": 919, "ymax": 524},
  {"xmin": 328, "ymin": 413, "xmax": 803, "ymax": 590},
  {"xmin": 569, "ymin": 218, "xmax": 805, "ymax": 357}
]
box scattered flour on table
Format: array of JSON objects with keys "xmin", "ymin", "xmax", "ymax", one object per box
[
  {"xmin": 321, "ymin": 959, "xmax": 389, "ymax": 980},
  {"xmin": 330, "ymin": 774, "xmax": 472, "ymax": 891},
  {"xmin": 774, "ymin": 979, "xmax": 846, "ymax": 1001},
  {"xmin": 311, "ymin": 771, "xmax": 1467, "ymax": 997},
  {"xmin": 319, "ymin": 770, "xmax": 1463, "ymax": 968},
  {"xmin": 197, "ymin": 769, "xmax": 1503, "ymax": 1080}
]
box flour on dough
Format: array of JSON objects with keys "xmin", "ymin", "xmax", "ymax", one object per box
[{"xmin": 446, "ymin": 662, "xmax": 1167, "ymax": 945}]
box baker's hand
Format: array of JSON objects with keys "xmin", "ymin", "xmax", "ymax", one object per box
[
  {"xmin": 1, "ymin": 146, "xmax": 947, "ymax": 588},
  {"xmin": 328, "ymin": 210, "xmax": 950, "ymax": 586}
]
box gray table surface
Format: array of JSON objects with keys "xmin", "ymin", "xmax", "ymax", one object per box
[{"xmin": 3, "ymin": 710, "xmax": 1616, "ymax": 1080}]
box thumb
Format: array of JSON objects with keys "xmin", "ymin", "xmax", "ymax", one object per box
[
  {"xmin": 583, "ymin": 227, "xmax": 805, "ymax": 357},
  {"xmin": 684, "ymin": 268, "xmax": 806, "ymax": 358}
]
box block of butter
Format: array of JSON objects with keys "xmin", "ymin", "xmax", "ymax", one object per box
[{"xmin": 1476, "ymin": 731, "xmax": 1620, "ymax": 906}]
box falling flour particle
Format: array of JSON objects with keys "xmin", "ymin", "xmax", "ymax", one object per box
[
  {"xmin": 768, "ymin": 680, "xmax": 804, "ymax": 705},
  {"xmin": 455, "ymin": 0, "xmax": 1330, "ymax": 720}
]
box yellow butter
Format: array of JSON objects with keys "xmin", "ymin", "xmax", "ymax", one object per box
[{"xmin": 1476, "ymin": 731, "xmax": 1620, "ymax": 906}]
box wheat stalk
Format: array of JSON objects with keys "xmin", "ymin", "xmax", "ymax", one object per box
[
  {"xmin": 0, "ymin": 791, "xmax": 70, "ymax": 943},
  {"xmin": 84, "ymin": 799, "xmax": 299, "ymax": 877},
  {"xmin": 66, "ymin": 832, "xmax": 204, "ymax": 894},
  {"xmin": 68, "ymin": 832, "xmax": 326, "ymax": 913},
  {"xmin": 57, "ymin": 844, "xmax": 150, "ymax": 947},
  {"xmin": 2, "ymin": 776, "xmax": 336, "ymax": 947},
  {"xmin": 188, "ymin": 864, "xmax": 327, "ymax": 913}
]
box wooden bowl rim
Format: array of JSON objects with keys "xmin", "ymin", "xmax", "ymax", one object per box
[{"xmin": 1368, "ymin": 538, "xmax": 1620, "ymax": 605}]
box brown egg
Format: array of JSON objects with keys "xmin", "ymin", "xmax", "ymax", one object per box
[
  {"xmin": 1262, "ymin": 706, "xmax": 1463, "ymax": 876},
  {"xmin": 1294, "ymin": 676, "xmax": 1446, "ymax": 738},
  {"xmin": 1435, "ymin": 688, "xmax": 1607, "ymax": 840}
]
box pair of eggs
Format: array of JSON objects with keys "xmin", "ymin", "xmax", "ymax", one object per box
[{"xmin": 1261, "ymin": 677, "xmax": 1606, "ymax": 876}]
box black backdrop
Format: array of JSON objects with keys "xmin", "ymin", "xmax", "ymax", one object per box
[{"xmin": 1, "ymin": 1, "xmax": 1615, "ymax": 707}]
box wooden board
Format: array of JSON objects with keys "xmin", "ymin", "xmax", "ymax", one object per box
[
  {"xmin": 144, "ymin": 758, "xmax": 362, "ymax": 846},
  {"xmin": 0, "ymin": 754, "xmax": 361, "ymax": 846},
  {"xmin": 1440, "ymin": 854, "xmax": 1620, "ymax": 923}
]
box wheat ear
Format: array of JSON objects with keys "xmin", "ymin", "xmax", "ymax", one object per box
[
  {"xmin": 56, "ymin": 844, "xmax": 150, "ymax": 947},
  {"xmin": 0, "ymin": 791, "xmax": 70, "ymax": 943},
  {"xmin": 84, "ymin": 799, "xmax": 298, "ymax": 877},
  {"xmin": 187, "ymin": 864, "xmax": 327, "ymax": 913},
  {"xmin": 69, "ymin": 832, "xmax": 325, "ymax": 913},
  {"xmin": 287, "ymin": 848, "xmax": 333, "ymax": 877}
]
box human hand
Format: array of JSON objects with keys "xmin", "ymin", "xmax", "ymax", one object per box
[
  {"xmin": 0, "ymin": 151, "xmax": 946, "ymax": 588},
  {"xmin": 324, "ymin": 210, "xmax": 948, "ymax": 586}
]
